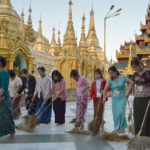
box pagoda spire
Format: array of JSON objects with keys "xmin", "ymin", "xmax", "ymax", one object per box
[
  {"xmin": 25, "ymin": 4, "xmax": 35, "ymax": 42},
  {"xmin": 37, "ymin": 17, "xmax": 42, "ymax": 40},
  {"xmin": 63, "ymin": 0, "xmax": 77, "ymax": 56},
  {"xmin": 128, "ymin": 45, "xmax": 132, "ymax": 68},
  {"xmin": 28, "ymin": 4, "xmax": 32, "ymax": 26},
  {"xmin": 57, "ymin": 30, "xmax": 61, "ymax": 47},
  {"xmin": 69, "ymin": 0, "xmax": 72, "ymax": 23},
  {"xmin": 51, "ymin": 27, "xmax": 56, "ymax": 46},
  {"xmin": 54, "ymin": 30, "xmax": 61, "ymax": 56},
  {"xmin": 80, "ymin": 15, "xmax": 86, "ymax": 42},
  {"xmin": 87, "ymin": 7, "xmax": 99, "ymax": 47},
  {"xmin": 19, "ymin": 9, "xmax": 24, "ymax": 31},
  {"xmin": 49, "ymin": 27, "xmax": 57, "ymax": 56},
  {"xmin": 79, "ymin": 15, "xmax": 88, "ymax": 57},
  {"xmin": 126, "ymin": 44, "xmax": 133, "ymax": 75}
]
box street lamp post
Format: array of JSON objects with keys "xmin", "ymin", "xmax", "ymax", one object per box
[{"xmin": 104, "ymin": 5, "xmax": 122, "ymax": 78}]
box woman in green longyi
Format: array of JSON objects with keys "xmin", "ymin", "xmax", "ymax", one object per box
[
  {"xmin": 103, "ymin": 66, "xmax": 130, "ymax": 133},
  {"xmin": 0, "ymin": 56, "xmax": 15, "ymax": 139}
]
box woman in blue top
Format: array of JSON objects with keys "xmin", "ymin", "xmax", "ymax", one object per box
[
  {"xmin": 0, "ymin": 56, "xmax": 15, "ymax": 139},
  {"xmin": 103, "ymin": 66, "xmax": 130, "ymax": 133}
]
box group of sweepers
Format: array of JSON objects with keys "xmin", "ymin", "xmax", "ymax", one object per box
[{"xmin": 0, "ymin": 56, "xmax": 149, "ymax": 149}]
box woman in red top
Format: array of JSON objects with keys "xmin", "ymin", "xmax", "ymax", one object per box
[{"xmin": 89, "ymin": 69, "xmax": 110, "ymax": 129}]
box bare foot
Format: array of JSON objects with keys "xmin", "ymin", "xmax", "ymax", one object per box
[
  {"xmin": 119, "ymin": 129, "xmax": 125, "ymax": 133},
  {"xmin": 9, "ymin": 133, "xmax": 15, "ymax": 139},
  {"xmin": 14, "ymin": 117, "xmax": 18, "ymax": 120},
  {"xmin": 56, "ymin": 124, "xmax": 63, "ymax": 126}
]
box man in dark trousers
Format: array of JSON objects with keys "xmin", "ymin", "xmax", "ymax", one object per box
[{"xmin": 17, "ymin": 69, "xmax": 36, "ymax": 115}]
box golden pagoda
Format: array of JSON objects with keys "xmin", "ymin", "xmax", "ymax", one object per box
[
  {"xmin": 0, "ymin": 0, "xmax": 104, "ymax": 89},
  {"xmin": 116, "ymin": 3, "xmax": 150, "ymax": 75}
]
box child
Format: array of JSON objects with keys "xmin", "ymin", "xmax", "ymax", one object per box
[{"xmin": 89, "ymin": 69, "xmax": 110, "ymax": 129}]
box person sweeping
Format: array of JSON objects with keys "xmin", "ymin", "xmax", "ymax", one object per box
[
  {"xmin": 32, "ymin": 67, "xmax": 52, "ymax": 124},
  {"xmin": 20, "ymin": 69, "xmax": 36, "ymax": 115},
  {"xmin": 46, "ymin": 70, "xmax": 67, "ymax": 126},
  {"xmin": 126, "ymin": 58, "xmax": 150, "ymax": 137},
  {"xmin": 103, "ymin": 66, "xmax": 130, "ymax": 133},
  {"xmin": 70, "ymin": 70, "xmax": 90, "ymax": 128},
  {"xmin": 89, "ymin": 69, "xmax": 111, "ymax": 135},
  {"xmin": 8, "ymin": 70, "xmax": 22, "ymax": 119}
]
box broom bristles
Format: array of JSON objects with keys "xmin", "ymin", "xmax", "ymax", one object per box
[
  {"xmin": 23, "ymin": 115, "xmax": 30, "ymax": 120},
  {"xmin": 128, "ymin": 136, "xmax": 150, "ymax": 150},
  {"xmin": 67, "ymin": 127, "xmax": 90, "ymax": 135},
  {"xmin": 67, "ymin": 128, "xmax": 80, "ymax": 133},
  {"xmin": 100, "ymin": 131, "xmax": 130, "ymax": 141},
  {"xmin": 15, "ymin": 115, "xmax": 39, "ymax": 132},
  {"xmin": 128, "ymin": 111, "xmax": 132, "ymax": 122},
  {"xmin": 128, "ymin": 124, "xmax": 134, "ymax": 135},
  {"xmin": 70, "ymin": 118, "xmax": 76, "ymax": 123},
  {"xmin": 88, "ymin": 120, "xmax": 100, "ymax": 136},
  {"xmin": 79, "ymin": 130, "xmax": 90, "ymax": 135}
]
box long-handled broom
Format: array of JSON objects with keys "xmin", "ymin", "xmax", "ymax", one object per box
[
  {"xmin": 12, "ymin": 94, "xmax": 24, "ymax": 113},
  {"xmin": 15, "ymin": 98, "xmax": 55, "ymax": 132},
  {"xmin": 127, "ymin": 99, "xmax": 134, "ymax": 135},
  {"xmin": 70, "ymin": 118, "xmax": 76, "ymax": 123},
  {"xmin": 67, "ymin": 96, "xmax": 90, "ymax": 135},
  {"xmin": 128, "ymin": 100, "xmax": 150, "ymax": 150},
  {"xmin": 88, "ymin": 95, "xmax": 104, "ymax": 136},
  {"xmin": 100, "ymin": 100, "xmax": 130, "ymax": 141}
]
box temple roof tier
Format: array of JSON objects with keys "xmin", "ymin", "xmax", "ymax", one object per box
[{"xmin": 135, "ymin": 34, "xmax": 144, "ymax": 41}]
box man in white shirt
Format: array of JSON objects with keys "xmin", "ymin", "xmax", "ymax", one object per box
[
  {"xmin": 32, "ymin": 67, "xmax": 52, "ymax": 124},
  {"xmin": 8, "ymin": 70, "xmax": 22, "ymax": 119}
]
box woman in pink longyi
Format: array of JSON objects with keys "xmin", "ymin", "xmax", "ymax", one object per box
[{"xmin": 70, "ymin": 70, "xmax": 90, "ymax": 125}]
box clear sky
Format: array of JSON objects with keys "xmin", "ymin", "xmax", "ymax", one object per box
[{"xmin": 11, "ymin": 0, "xmax": 149, "ymax": 61}]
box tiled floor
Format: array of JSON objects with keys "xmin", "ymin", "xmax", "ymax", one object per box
[
  {"xmin": 0, "ymin": 96, "xmax": 134, "ymax": 150},
  {"xmin": 0, "ymin": 143, "xmax": 76, "ymax": 150}
]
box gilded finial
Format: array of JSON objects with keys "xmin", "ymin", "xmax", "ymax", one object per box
[
  {"xmin": 21, "ymin": 9, "xmax": 24, "ymax": 17},
  {"xmin": 29, "ymin": 1, "xmax": 32, "ymax": 13},
  {"xmin": 91, "ymin": 0, "xmax": 94, "ymax": 16},
  {"xmin": 69, "ymin": 0, "xmax": 72, "ymax": 5},
  {"xmin": 39, "ymin": 14, "xmax": 42, "ymax": 24},
  {"xmin": 87, "ymin": 3, "xmax": 99, "ymax": 47},
  {"xmin": 53, "ymin": 26, "xmax": 55, "ymax": 32},
  {"xmin": 57, "ymin": 30, "xmax": 61, "ymax": 47},
  {"xmin": 37, "ymin": 16, "xmax": 42, "ymax": 40},
  {"xmin": 51, "ymin": 26, "xmax": 56, "ymax": 45},
  {"xmin": 82, "ymin": 14, "xmax": 85, "ymax": 21},
  {"xmin": 21, "ymin": 2, "xmax": 24, "ymax": 17},
  {"xmin": 20, "ymin": 7, "xmax": 25, "ymax": 30}
]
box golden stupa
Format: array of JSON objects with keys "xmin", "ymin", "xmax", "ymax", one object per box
[{"xmin": 0, "ymin": 0, "xmax": 104, "ymax": 89}]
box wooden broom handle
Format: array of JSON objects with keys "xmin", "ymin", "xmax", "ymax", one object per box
[
  {"xmin": 127, "ymin": 98, "xmax": 134, "ymax": 125},
  {"xmin": 95, "ymin": 95, "xmax": 103, "ymax": 120},
  {"xmin": 36, "ymin": 98, "xmax": 56, "ymax": 118},
  {"xmin": 127, "ymin": 98, "xmax": 132, "ymax": 114},
  {"xmin": 138, "ymin": 100, "xmax": 150, "ymax": 136}
]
